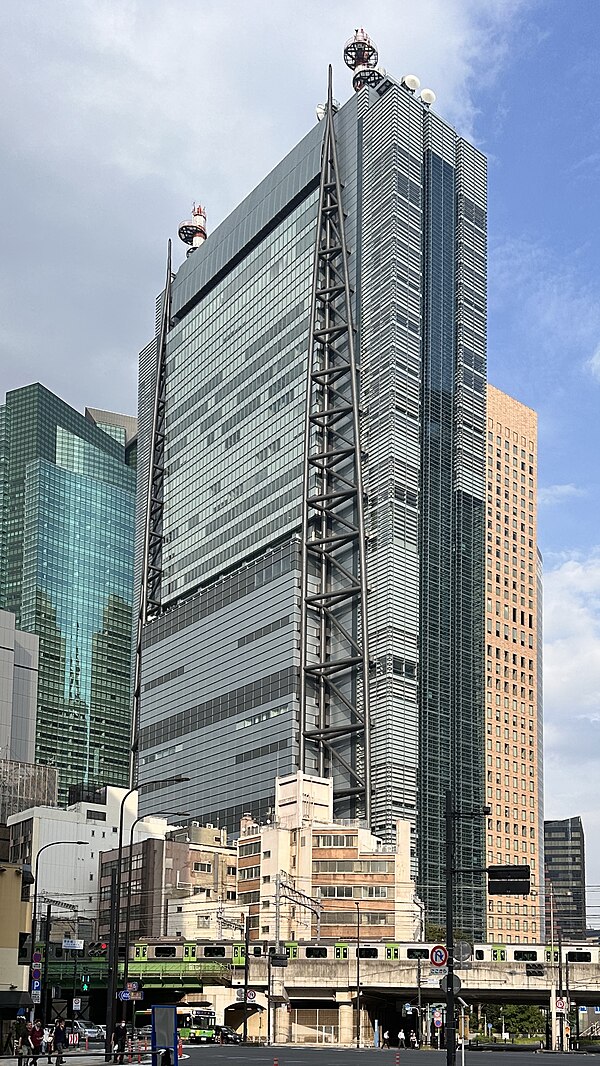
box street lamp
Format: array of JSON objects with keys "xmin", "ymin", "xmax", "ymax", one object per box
[
  {"xmin": 31, "ymin": 839, "xmax": 89, "ymax": 1021},
  {"xmin": 122, "ymin": 811, "xmax": 190, "ymax": 989},
  {"xmin": 105, "ymin": 777, "xmax": 189, "ymax": 1058}
]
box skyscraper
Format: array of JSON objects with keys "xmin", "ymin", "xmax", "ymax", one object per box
[
  {"xmin": 544, "ymin": 816, "xmax": 586, "ymax": 940},
  {"xmin": 0, "ymin": 384, "xmax": 136, "ymax": 801},
  {"xmin": 138, "ymin": 33, "xmax": 487, "ymax": 934},
  {"xmin": 485, "ymin": 385, "xmax": 543, "ymax": 943}
]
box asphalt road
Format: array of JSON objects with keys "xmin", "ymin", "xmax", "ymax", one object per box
[{"xmin": 184, "ymin": 1049, "xmax": 578, "ymax": 1066}]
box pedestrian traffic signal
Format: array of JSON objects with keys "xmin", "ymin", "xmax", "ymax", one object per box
[
  {"xmin": 87, "ymin": 941, "xmax": 108, "ymax": 957},
  {"xmin": 80, "ymin": 975, "xmax": 90, "ymax": 992}
]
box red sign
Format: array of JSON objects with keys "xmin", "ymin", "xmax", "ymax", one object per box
[{"xmin": 430, "ymin": 945, "xmax": 449, "ymax": 968}]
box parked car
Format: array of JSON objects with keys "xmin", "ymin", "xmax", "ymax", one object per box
[
  {"xmin": 215, "ymin": 1026, "xmax": 241, "ymax": 1045},
  {"xmin": 67, "ymin": 1021, "xmax": 103, "ymax": 1042}
]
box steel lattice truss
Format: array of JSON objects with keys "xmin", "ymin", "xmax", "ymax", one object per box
[
  {"xmin": 131, "ymin": 241, "xmax": 172, "ymax": 784},
  {"xmin": 299, "ymin": 68, "xmax": 371, "ymax": 822}
]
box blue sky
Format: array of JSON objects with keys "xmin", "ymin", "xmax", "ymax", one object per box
[{"xmin": 1, "ymin": 0, "xmax": 600, "ymax": 915}]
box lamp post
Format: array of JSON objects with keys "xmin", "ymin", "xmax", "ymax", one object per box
[
  {"xmin": 355, "ymin": 900, "xmax": 361, "ymax": 1050},
  {"xmin": 123, "ymin": 809, "xmax": 190, "ymax": 1035},
  {"xmin": 31, "ymin": 840, "xmax": 88, "ymax": 1022},
  {"xmin": 105, "ymin": 777, "xmax": 189, "ymax": 1059}
]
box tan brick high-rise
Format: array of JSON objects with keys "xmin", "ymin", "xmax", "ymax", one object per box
[{"xmin": 485, "ymin": 385, "xmax": 543, "ymax": 943}]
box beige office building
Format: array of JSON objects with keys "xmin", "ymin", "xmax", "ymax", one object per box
[{"xmin": 485, "ymin": 385, "xmax": 543, "ymax": 943}]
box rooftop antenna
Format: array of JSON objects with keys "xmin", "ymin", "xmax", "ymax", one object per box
[
  {"xmin": 178, "ymin": 203, "xmax": 207, "ymax": 257},
  {"xmin": 343, "ymin": 28, "xmax": 383, "ymax": 92}
]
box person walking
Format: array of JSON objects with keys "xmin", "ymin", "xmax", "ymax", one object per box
[
  {"xmin": 112, "ymin": 1020, "xmax": 127, "ymax": 1065},
  {"xmin": 382, "ymin": 1029, "xmax": 390, "ymax": 1049},
  {"xmin": 42, "ymin": 1025, "xmax": 53, "ymax": 1064},
  {"xmin": 398, "ymin": 1030, "xmax": 406, "ymax": 1048},
  {"xmin": 16, "ymin": 1021, "xmax": 32, "ymax": 1066},
  {"xmin": 52, "ymin": 1021, "xmax": 67, "ymax": 1066},
  {"xmin": 29, "ymin": 1021, "xmax": 44, "ymax": 1066}
]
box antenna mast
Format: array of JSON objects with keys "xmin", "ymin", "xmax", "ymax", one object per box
[{"xmin": 299, "ymin": 65, "xmax": 371, "ymax": 822}]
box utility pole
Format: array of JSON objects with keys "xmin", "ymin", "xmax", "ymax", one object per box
[
  {"xmin": 105, "ymin": 867, "xmax": 118, "ymax": 1061},
  {"xmin": 417, "ymin": 958, "xmax": 423, "ymax": 1045},
  {"xmin": 242, "ymin": 914, "xmax": 250, "ymax": 1043},
  {"xmin": 558, "ymin": 928, "xmax": 564, "ymax": 1053},
  {"xmin": 445, "ymin": 789, "xmax": 457, "ymax": 1066},
  {"xmin": 41, "ymin": 904, "xmax": 51, "ymax": 1023},
  {"xmin": 355, "ymin": 901, "xmax": 361, "ymax": 1049}
]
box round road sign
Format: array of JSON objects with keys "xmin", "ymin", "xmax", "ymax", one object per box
[
  {"xmin": 430, "ymin": 945, "xmax": 449, "ymax": 968},
  {"xmin": 556, "ymin": 998, "xmax": 565, "ymax": 1011},
  {"xmin": 247, "ymin": 990, "xmax": 256, "ymax": 1002},
  {"xmin": 434, "ymin": 1019, "xmax": 443, "ymax": 1028}
]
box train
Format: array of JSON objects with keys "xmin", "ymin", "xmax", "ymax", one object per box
[{"xmin": 125, "ymin": 938, "xmax": 597, "ymax": 966}]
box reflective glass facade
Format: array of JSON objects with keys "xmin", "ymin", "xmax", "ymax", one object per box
[
  {"xmin": 139, "ymin": 76, "xmax": 487, "ymax": 935},
  {"xmin": 0, "ymin": 384, "xmax": 136, "ymax": 801}
]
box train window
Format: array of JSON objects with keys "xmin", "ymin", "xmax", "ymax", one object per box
[
  {"xmin": 358, "ymin": 947, "xmax": 378, "ymax": 959},
  {"xmin": 155, "ymin": 946, "xmax": 177, "ymax": 958},
  {"xmin": 385, "ymin": 947, "xmax": 399, "ymax": 961},
  {"xmin": 232, "ymin": 945, "xmax": 245, "ymax": 964},
  {"xmin": 545, "ymin": 949, "xmax": 559, "ymax": 963},
  {"xmin": 406, "ymin": 948, "xmax": 430, "ymax": 960},
  {"xmin": 135, "ymin": 946, "xmax": 147, "ymax": 959},
  {"xmin": 492, "ymin": 947, "xmax": 507, "ymax": 962},
  {"xmin": 567, "ymin": 952, "xmax": 591, "ymax": 963},
  {"xmin": 306, "ymin": 947, "xmax": 328, "ymax": 959},
  {"xmin": 335, "ymin": 944, "xmax": 349, "ymax": 960},
  {"xmin": 183, "ymin": 945, "xmax": 197, "ymax": 959},
  {"xmin": 514, "ymin": 950, "xmax": 538, "ymax": 961},
  {"xmin": 286, "ymin": 943, "xmax": 298, "ymax": 960},
  {"xmin": 474, "ymin": 950, "xmax": 484, "ymax": 961},
  {"xmin": 203, "ymin": 946, "xmax": 226, "ymax": 958},
  {"xmin": 252, "ymin": 946, "xmax": 263, "ymax": 956}
]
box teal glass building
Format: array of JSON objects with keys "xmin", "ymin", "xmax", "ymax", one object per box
[
  {"xmin": 0, "ymin": 384, "xmax": 136, "ymax": 801},
  {"xmin": 138, "ymin": 61, "xmax": 487, "ymax": 935}
]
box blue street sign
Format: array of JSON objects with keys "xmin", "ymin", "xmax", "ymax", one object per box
[
  {"xmin": 118, "ymin": 990, "xmax": 130, "ymax": 1001},
  {"xmin": 31, "ymin": 980, "xmax": 41, "ymax": 991},
  {"xmin": 32, "ymin": 968, "xmax": 41, "ymax": 981}
]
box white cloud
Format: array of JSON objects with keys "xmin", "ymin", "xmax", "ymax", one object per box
[
  {"xmin": 491, "ymin": 235, "xmax": 600, "ymax": 387},
  {"xmin": 0, "ymin": 0, "xmax": 533, "ymax": 413},
  {"xmin": 538, "ymin": 483, "xmax": 586, "ymax": 506},
  {"xmin": 543, "ymin": 552, "xmax": 600, "ymax": 888},
  {"xmin": 586, "ymin": 343, "xmax": 600, "ymax": 381}
]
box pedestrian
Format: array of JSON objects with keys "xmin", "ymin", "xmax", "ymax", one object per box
[
  {"xmin": 112, "ymin": 1020, "xmax": 127, "ymax": 1065},
  {"xmin": 382, "ymin": 1029, "xmax": 390, "ymax": 1049},
  {"xmin": 52, "ymin": 1021, "xmax": 67, "ymax": 1066},
  {"xmin": 409, "ymin": 1030, "xmax": 418, "ymax": 1049},
  {"xmin": 42, "ymin": 1025, "xmax": 53, "ymax": 1063},
  {"xmin": 398, "ymin": 1030, "xmax": 406, "ymax": 1048},
  {"xmin": 29, "ymin": 1021, "xmax": 44, "ymax": 1066},
  {"xmin": 16, "ymin": 1021, "xmax": 32, "ymax": 1066}
]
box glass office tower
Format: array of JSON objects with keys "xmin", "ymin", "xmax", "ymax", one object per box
[
  {"xmin": 0, "ymin": 384, "xmax": 136, "ymax": 801},
  {"xmin": 139, "ymin": 65, "xmax": 487, "ymax": 934}
]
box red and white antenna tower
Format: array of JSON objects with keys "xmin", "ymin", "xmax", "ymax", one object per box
[
  {"xmin": 178, "ymin": 203, "xmax": 207, "ymax": 257},
  {"xmin": 343, "ymin": 28, "xmax": 383, "ymax": 92}
]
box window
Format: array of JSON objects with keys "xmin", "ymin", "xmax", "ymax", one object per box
[
  {"xmin": 193, "ymin": 862, "xmax": 212, "ymax": 873},
  {"xmin": 86, "ymin": 810, "xmax": 106, "ymax": 821}
]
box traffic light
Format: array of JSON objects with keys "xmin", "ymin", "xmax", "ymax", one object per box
[
  {"xmin": 487, "ymin": 864, "xmax": 531, "ymax": 895},
  {"xmin": 80, "ymin": 974, "xmax": 91, "ymax": 992},
  {"xmin": 18, "ymin": 932, "xmax": 32, "ymax": 965},
  {"xmin": 87, "ymin": 941, "xmax": 108, "ymax": 957}
]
